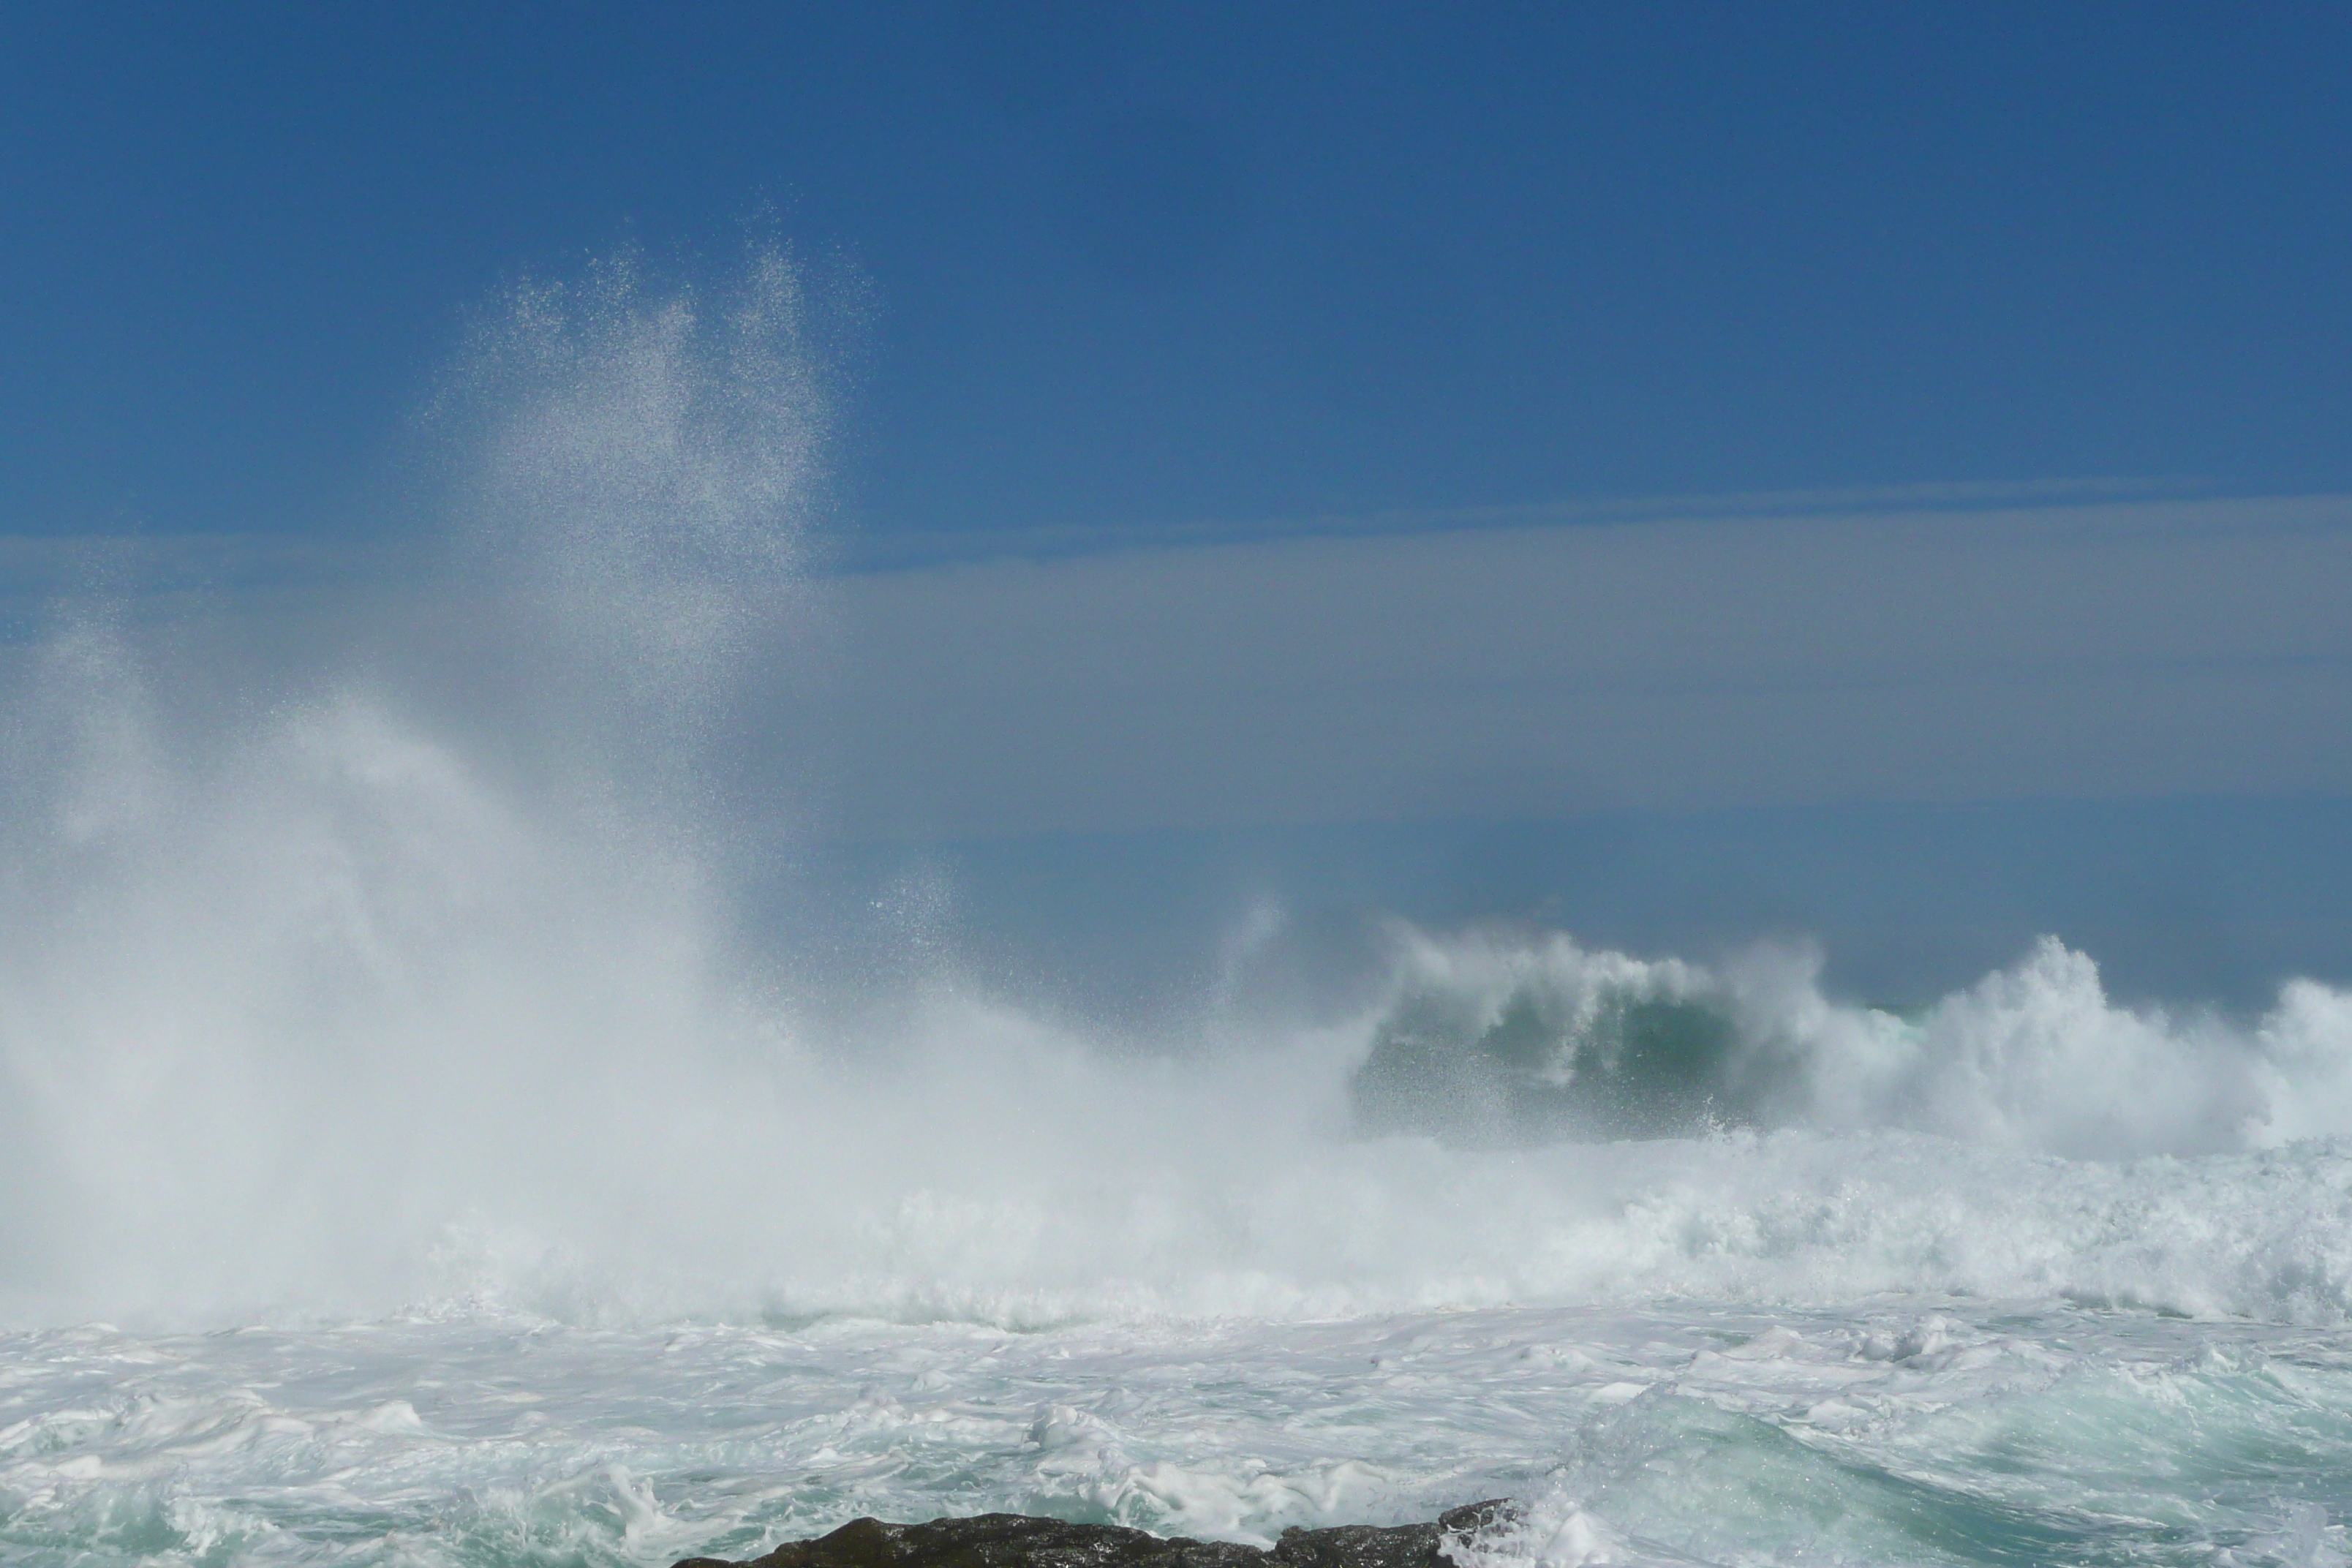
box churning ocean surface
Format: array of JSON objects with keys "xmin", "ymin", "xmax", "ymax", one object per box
[{"xmin": 7, "ymin": 252, "xmax": 2352, "ymax": 1568}]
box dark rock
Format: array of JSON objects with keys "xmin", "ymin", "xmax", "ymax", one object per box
[
  {"xmin": 1270, "ymin": 1502, "xmax": 1518, "ymax": 1568},
  {"xmin": 674, "ymin": 1501, "xmax": 1520, "ymax": 1568}
]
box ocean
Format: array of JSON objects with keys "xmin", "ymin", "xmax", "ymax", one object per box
[{"xmin": 4, "ymin": 251, "xmax": 2351, "ymax": 1567}]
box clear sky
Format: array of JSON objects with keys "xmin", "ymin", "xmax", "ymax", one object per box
[
  {"xmin": 7, "ymin": 3, "xmax": 2351, "ymax": 541},
  {"xmin": 6, "ymin": 4, "xmax": 2351, "ymax": 1005}
]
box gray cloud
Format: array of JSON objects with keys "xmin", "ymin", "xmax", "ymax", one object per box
[
  {"xmin": 7, "ymin": 490, "xmax": 2346, "ymax": 845},
  {"xmin": 819, "ymin": 492, "xmax": 2352, "ymax": 837}
]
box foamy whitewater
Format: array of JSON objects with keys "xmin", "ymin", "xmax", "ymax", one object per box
[{"xmin": 6, "ymin": 252, "xmax": 2352, "ymax": 1567}]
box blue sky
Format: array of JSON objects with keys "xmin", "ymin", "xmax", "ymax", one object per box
[
  {"xmin": 7, "ymin": 4, "xmax": 2352, "ymax": 1003},
  {"xmin": 6, "ymin": 3, "xmax": 2351, "ymax": 541}
]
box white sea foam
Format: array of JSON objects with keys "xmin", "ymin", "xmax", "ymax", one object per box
[{"xmin": 7, "ymin": 1304, "xmax": 2351, "ymax": 1567}]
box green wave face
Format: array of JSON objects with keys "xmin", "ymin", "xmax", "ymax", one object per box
[{"xmin": 1352, "ymin": 985, "xmax": 1752, "ymax": 1145}]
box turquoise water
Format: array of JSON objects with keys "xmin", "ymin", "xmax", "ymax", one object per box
[{"xmin": 7, "ymin": 1294, "xmax": 2352, "ymax": 1567}]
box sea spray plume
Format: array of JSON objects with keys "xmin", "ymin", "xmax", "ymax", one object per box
[
  {"xmin": 420, "ymin": 241, "xmax": 834, "ymax": 818},
  {"xmin": 0, "ymin": 622, "xmax": 775, "ymax": 1319},
  {"xmin": 0, "ymin": 608, "xmax": 163, "ymax": 1290},
  {"xmin": 2258, "ymin": 979, "xmax": 2352, "ymax": 1142},
  {"xmin": 0, "ymin": 245, "xmax": 839, "ymax": 1322},
  {"xmin": 1870, "ymin": 935, "xmax": 2259, "ymax": 1154}
]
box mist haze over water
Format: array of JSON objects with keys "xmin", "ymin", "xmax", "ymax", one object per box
[{"xmin": 8, "ymin": 249, "xmax": 2352, "ymax": 1566}]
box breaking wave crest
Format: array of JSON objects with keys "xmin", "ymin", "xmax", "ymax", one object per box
[
  {"xmin": 4, "ymin": 247, "xmax": 2352, "ymax": 1334},
  {"xmin": 1353, "ymin": 923, "xmax": 2352, "ymax": 1157}
]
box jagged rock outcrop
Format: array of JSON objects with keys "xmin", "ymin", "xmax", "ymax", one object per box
[{"xmin": 676, "ymin": 1501, "xmax": 1518, "ymax": 1568}]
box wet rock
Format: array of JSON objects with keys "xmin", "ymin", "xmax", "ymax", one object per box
[{"xmin": 675, "ymin": 1501, "xmax": 1519, "ymax": 1568}]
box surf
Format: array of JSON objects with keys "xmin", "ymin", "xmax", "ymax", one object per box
[{"xmin": 6, "ymin": 246, "xmax": 2352, "ymax": 1337}]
